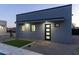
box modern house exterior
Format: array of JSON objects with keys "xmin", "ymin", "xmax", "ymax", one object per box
[
  {"xmin": 16, "ymin": 4, "xmax": 72, "ymax": 43},
  {"xmin": 0, "ymin": 20, "xmax": 7, "ymax": 34}
]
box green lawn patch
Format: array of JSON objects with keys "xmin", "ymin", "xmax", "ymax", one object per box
[{"xmin": 3, "ymin": 39, "xmax": 32, "ymax": 47}]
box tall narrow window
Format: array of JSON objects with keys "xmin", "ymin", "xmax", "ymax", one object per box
[
  {"xmin": 21, "ymin": 25, "xmax": 25, "ymax": 31},
  {"xmin": 31, "ymin": 25, "xmax": 35, "ymax": 32}
]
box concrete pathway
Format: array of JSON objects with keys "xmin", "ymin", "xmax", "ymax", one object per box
[{"xmin": 0, "ymin": 43, "xmax": 42, "ymax": 55}]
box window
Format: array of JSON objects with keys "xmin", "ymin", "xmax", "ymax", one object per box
[
  {"xmin": 21, "ymin": 23, "xmax": 30, "ymax": 31},
  {"xmin": 46, "ymin": 32, "xmax": 50, "ymax": 35},
  {"xmin": 0, "ymin": 25, "xmax": 4, "ymax": 32},
  {"xmin": 31, "ymin": 25, "xmax": 36, "ymax": 32},
  {"xmin": 46, "ymin": 29, "xmax": 50, "ymax": 31},
  {"xmin": 46, "ymin": 36, "xmax": 50, "ymax": 39},
  {"xmin": 46, "ymin": 25, "xmax": 50, "ymax": 28},
  {"xmin": 54, "ymin": 23, "xmax": 60, "ymax": 27},
  {"xmin": 21, "ymin": 25, "xmax": 25, "ymax": 31},
  {"xmin": 0, "ymin": 25, "xmax": 3, "ymax": 30}
]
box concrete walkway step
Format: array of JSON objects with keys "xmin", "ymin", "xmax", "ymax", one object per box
[{"xmin": 0, "ymin": 43, "xmax": 42, "ymax": 55}]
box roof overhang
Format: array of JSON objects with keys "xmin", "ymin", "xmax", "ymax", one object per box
[{"xmin": 16, "ymin": 17, "xmax": 64, "ymax": 24}]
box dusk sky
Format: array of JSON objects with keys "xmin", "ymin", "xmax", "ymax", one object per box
[{"xmin": 0, "ymin": 4, "xmax": 78, "ymax": 28}]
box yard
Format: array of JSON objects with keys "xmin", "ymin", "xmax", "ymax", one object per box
[{"xmin": 3, "ymin": 39, "xmax": 32, "ymax": 47}]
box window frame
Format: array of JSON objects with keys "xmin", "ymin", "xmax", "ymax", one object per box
[{"xmin": 30, "ymin": 24, "xmax": 36, "ymax": 32}]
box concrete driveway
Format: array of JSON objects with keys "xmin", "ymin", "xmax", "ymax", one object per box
[{"xmin": 23, "ymin": 36, "xmax": 79, "ymax": 55}]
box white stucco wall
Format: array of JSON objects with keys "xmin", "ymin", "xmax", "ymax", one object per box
[{"xmin": 0, "ymin": 20, "xmax": 7, "ymax": 34}]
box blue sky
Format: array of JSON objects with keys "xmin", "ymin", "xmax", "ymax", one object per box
[{"xmin": 0, "ymin": 4, "xmax": 78, "ymax": 28}]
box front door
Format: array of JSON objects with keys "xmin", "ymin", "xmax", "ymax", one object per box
[{"xmin": 45, "ymin": 24, "xmax": 51, "ymax": 40}]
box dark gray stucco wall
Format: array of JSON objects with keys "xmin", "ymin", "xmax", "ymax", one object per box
[
  {"xmin": 16, "ymin": 4, "xmax": 72, "ymax": 43},
  {"xmin": 16, "ymin": 23, "xmax": 44, "ymax": 40}
]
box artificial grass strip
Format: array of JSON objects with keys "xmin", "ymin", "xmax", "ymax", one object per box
[{"xmin": 3, "ymin": 39, "xmax": 32, "ymax": 47}]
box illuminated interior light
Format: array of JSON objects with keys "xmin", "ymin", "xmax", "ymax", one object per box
[
  {"xmin": 46, "ymin": 32, "xmax": 50, "ymax": 35},
  {"xmin": 46, "ymin": 25, "xmax": 50, "ymax": 28},
  {"xmin": 46, "ymin": 29, "xmax": 50, "ymax": 31},
  {"xmin": 31, "ymin": 25, "xmax": 35, "ymax": 32},
  {"xmin": 46, "ymin": 36, "xmax": 50, "ymax": 39},
  {"xmin": 21, "ymin": 23, "xmax": 30, "ymax": 31}
]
